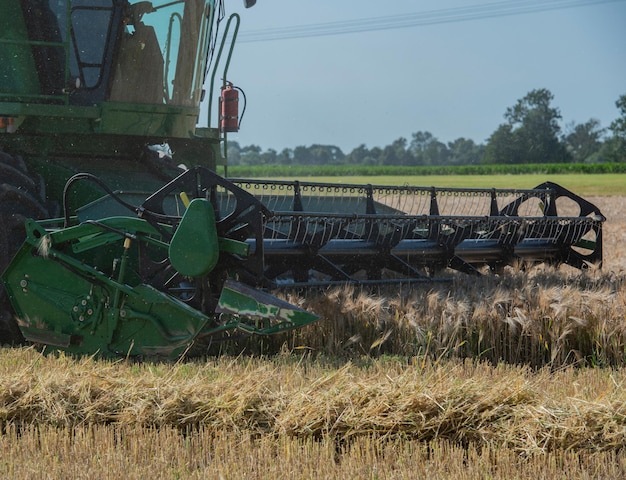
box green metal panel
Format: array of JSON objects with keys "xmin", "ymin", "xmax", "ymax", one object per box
[
  {"xmin": 1, "ymin": 217, "xmax": 208, "ymax": 359},
  {"xmin": 169, "ymin": 198, "xmax": 219, "ymax": 277},
  {"xmin": 0, "ymin": 102, "xmax": 100, "ymax": 120},
  {"xmin": 215, "ymin": 280, "xmax": 320, "ymax": 335},
  {"xmin": 0, "ymin": 101, "xmax": 199, "ymax": 138},
  {"xmin": 3, "ymin": 244, "xmax": 209, "ymax": 358},
  {"xmin": 0, "ymin": 0, "xmax": 40, "ymax": 97},
  {"xmin": 1, "ymin": 212, "xmax": 319, "ymax": 359},
  {"xmin": 97, "ymin": 103, "xmax": 200, "ymax": 138}
]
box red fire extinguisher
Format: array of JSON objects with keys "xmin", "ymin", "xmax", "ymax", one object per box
[{"xmin": 220, "ymin": 82, "xmax": 239, "ymax": 133}]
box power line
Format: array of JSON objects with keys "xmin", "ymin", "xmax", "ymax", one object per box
[
  {"xmin": 237, "ymin": 0, "xmax": 626, "ymax": 43},
  {"xmin": 239, "ymin": 0, "xmax": 624, "ymax": 42}
]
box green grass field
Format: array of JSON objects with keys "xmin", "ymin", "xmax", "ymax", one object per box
[{"xmin": 267, "ymin": 173, "xmax": 626, "ymax": 196}]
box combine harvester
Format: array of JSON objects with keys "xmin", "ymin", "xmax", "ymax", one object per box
[{"xmin": 0, "ymin": 0, "xmax": 604, "ymax": 358}]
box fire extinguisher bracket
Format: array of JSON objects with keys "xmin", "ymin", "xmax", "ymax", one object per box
[{"xmin": 220, "ymin": 82, "xmax": 239, "ymax": 133}]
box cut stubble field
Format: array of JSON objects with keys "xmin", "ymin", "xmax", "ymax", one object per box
[{"xmin": 0, "ymin": 182, "xmax": 625, "ymax": 479}]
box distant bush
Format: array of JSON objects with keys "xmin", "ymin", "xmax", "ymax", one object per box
[{"xmin": 228, "ymin": 162, "xmax": 626, "ymax": 178}]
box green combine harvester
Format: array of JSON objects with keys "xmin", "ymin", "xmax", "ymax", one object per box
[{"xmin": 0, "ymin": 0, "xmax": 605, "ymax": 358}]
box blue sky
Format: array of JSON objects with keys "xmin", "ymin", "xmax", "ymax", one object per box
[{"xmin": 201, "ymin": 0, "xmax": 626, "ymax": 153}]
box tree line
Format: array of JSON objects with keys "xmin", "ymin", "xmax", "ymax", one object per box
[{"xmin": 227, "ymin": 90, "xmax": 626, "ymax": 167}]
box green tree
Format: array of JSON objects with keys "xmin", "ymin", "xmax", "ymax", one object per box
[
  {"xmin": 563, "ymin": 119, "xmax": 604, "ymax": 163},
  {"xmin": 611, "ymin": 94, "xmax": 626, "ymax": 136},
  {"xmin": 482, "ymin": 124, "xmax": 521, "ymax": 164},
  {"xmin": 380, "ymin": 138, "xmax": 413, "ymax": 165},
  {"xmin": 260, "ymin": 148, "xmax": 278, "ymax": 165},
  {"xmin": 369, "ymin": 146, "xmax": 383, "ymax": 165},
  {"xmin": 292, "ymin": 146, "xmax": 312, "ymax": 165},
  {"xmin": 239, "ymin": 144, "xmax": 263, "ymax": 165},
  {"xmin": 409, "ymin": 131, "xmax": 452, "ymax": 165},
  {"xmin": 447, "ymin": 138, "xmax": 484, "ymax": 165},
  {"xmin": 485, "ymin": 89, "xmax": 571, "ymax": 164},
  {"xmin": 424, "ymin": 139, "xmax": 450, "ymax": 165},
  {"xmin": 309, "ymin": 144, "xmax": 345, "ymax": 165},
  {"xmin": 380, "ymin": 145, "xmax": 398, "ymax": 165},
  {"xmin": 345, "ymin": 144, "xmax": 370, "ymax": 164},
  {"xmin": 276, "ymin": 148, "xmax": 293, "ymax": 165},
  {"xmin": 226, "ymin": 140, "xmax": 241, "ymax": 165},
  {"xmin": 604, "ymin": 94, "xmax": 626, "ymax": 162},
  {"xmin": 409, "ymin": 131, "xmax": 435, "ymax": 165}
]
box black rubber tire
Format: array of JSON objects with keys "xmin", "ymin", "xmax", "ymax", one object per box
[{"xmin": 0, "ymin": 152, "xmax": 50, "ymax": 345}]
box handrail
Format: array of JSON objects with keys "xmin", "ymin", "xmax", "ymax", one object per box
[
  {"xmin": 207, "ymin": 13, "xmax": 240, "ymax": 128},
  {"xmin": 164, "ymin": 12, "xmax": 183, "ymax": 103}
]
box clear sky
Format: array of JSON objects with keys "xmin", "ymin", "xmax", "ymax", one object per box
[{"xmin": 200, "ymin": 0, "xmax": 626, "ymax": 153}]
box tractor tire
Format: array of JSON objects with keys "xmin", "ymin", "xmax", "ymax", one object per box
[{"xmin": 0, "ymin": 152, "xmax": 51, "ymax": 345}]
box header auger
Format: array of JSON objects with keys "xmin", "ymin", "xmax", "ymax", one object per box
[{"xmin": 0, "ymin": 1, "xmax": 605, "ymax": 357}]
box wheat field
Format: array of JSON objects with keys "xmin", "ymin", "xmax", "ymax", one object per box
[
  {"xmin": 2, "ymin": 350, "xmax": 626, "ymax": 478},
  {"xmin": 223, "ymin": 196, "xmax": 626, "ymax": 368},
  {"xmin": 0, "ymin": 195, "xmax": 624, "ymax": 478}
]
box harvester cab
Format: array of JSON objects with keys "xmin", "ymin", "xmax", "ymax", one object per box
[
  {"xmin": 0, "ymin": 0, "xmax": 238, "ymax": 165},
  {"xmin": 0, "ymin": 1, "xmax": 606, "ymax": 358},
  {"xmin": 6, "ymin": 0, "xmax": 236, "ymax": 103}
]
